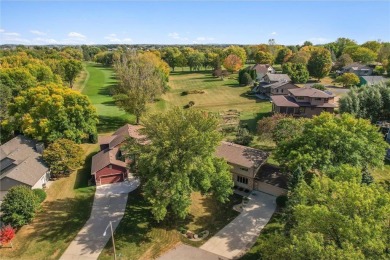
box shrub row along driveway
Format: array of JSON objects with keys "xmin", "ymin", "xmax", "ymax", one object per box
[{"xmin": 60, "ymin": 179, "xmax": 139, "ymax": 260}]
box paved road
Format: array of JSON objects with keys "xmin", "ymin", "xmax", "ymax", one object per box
[
  {"xmin": 60, "ymin": 179, "xmax": 139, "ymax": 260},
  {"xmin": 158, "ymin": 244, "xmax": 228, "ymax": 260},
  {"xmin": 200, "ymin": 191, "xmax": 276, "ymax": 259}
]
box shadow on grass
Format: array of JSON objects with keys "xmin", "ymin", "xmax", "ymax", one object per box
[
  {"xmin": 97, "ymin": 115, "xmax": 134, "ymax": 134},
  {"xmin": 104, "ymin": 189, "xmax": 152, "ymax": 252},
  {"xmin": 240, "ymin": 111, "xmax": 272, "ymax": 133},
  {"xmin": 74, "ymin": 150, "xmax": 98, "ymax": 189},
  {"xmin": 98, "ymin": 84, "xmax": 116, "ymax": 96}
]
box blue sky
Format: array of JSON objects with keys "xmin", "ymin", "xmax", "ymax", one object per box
[{"xmin": 1, "ymin": 1, "xmax": 389, "ymax": 45}]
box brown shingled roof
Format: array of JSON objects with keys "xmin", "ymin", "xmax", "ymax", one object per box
[
  {"xmin": 91, "ymin": 147, "xmax": 127, "ymax": 175},
  {"xmin": 271, "ymin": 95, "xmax": 300, "ymax": 107},
  {"xmin": 289, "ymin": 87, "xmax": 334, "ymax": 98},
  {"xmin": 216, "ymin": 141, "xmax": 269, "ymax": 168}
]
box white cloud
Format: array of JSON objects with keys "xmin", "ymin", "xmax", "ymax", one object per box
[
  {"xmin": 33, "ymin": 37, "xmax": 58, "ymax": 44},
  {"xmin": 271, "ymin": 32, "xmax": 277, "ymax": 35},
  {"xmin": 30, "ymin": 30, "xmax": 46, "ymax": 36},
  {"xmin": 308, "ymin": 37, "xmax": 330, "ymax": 44},
  {"xmin": 68, "ymin": 32, "xmax": 86, "ymax": 38},
  {"xmin": 168, "ymin": 32, "xmax": 188, "ymax": 41},
  {"xmin": 0, "ymin": 29, "xmax": 4, "ymax": 33},
  {"xmin": 3, "ymin": 32, "xmax": 20, "ymax": 36},
  {"xmin": 104, "ymin": 34, "xmax": 133, "ymax": 43},
  {"xmin": 195, "ymin": 36, "xmax": 215, "ymax": 42}
]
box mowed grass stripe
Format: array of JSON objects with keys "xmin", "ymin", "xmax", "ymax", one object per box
[{"xmin": 82, "ymin": 62, "xmax": 135, "ymax": 133}]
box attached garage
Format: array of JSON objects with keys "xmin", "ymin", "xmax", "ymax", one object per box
[{"xmin": 100, "ymin": 173, "xmax": 124, "ymax": 185}]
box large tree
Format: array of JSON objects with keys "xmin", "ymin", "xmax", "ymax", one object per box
[
  {"xmin": 282, "ymin": 62, "xmax": 309, "ymax": 83},
  {"xmin": 335, "ymin": 72, "xmax": 360, "ymax": 87},
  {"xmin": 162, "ymin": 47, "xmax": 181, "ymax": 71},
  {"xmin": 275, "ymin": 48, "xmax": 293, "ymax": 64},
  {"xmin": 62, "ymin": 59, "xmax": 83, "ymax": 88},
  {"xmin": 187, "ymin": 51, "xmax": 205, "ymax": 71},
  {"xmin": 43, "ymin": 139, "xmax": 84, "ymax": 177},
  {"xmin": 223, "ymin": 46, "xmax": 247, "ymax": 64},
  {"xmin": 258, "ymin": 176, "xmax": 390, "ymax": 259},
  {"xmin": 339, "ymin": 83, "xmax": 390, "ymax": 122},
  {"xmin": 307, "ymin": 48, "xmax": 333, "ymax": 81},
  {"xmin": 223, "ymin": 54, "xmax": 242, "ymax": 72},
  {"xmin": 6, "ymin": 83, "xmax": 98, "ymax": 143},
  {"xmin": 1, "ymin": 186, "xmax": 40, "ymax": 227},
  {"xmin": 126, "ymin": 108, "xmax": 233, "ymax": 221},
  {"xmin": 343, "ymin": 46, "xmax": 377, "ymax": 63},
  {"xmin": 275, "ymin": 113, "xmax": 388, "ymax": 173},
  {"xmin": 113, "ymin": 51, "xmax": 166, "ymax": 124},
  {"xmin": 254, "ymin": 51, "xmax": 273, "ymax": 65}
]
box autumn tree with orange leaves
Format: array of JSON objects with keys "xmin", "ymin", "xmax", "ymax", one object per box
[{"xmin": 223, "ymin": 54, "xmax": 242, "ymax": 73}]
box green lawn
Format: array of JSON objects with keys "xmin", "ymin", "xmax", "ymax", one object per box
[
  {"xmin": 82, "ymin": 62, "xmax": 135, "ymax": 133},
  {"xmin": 0, "ymin": 144, "xmax": 97, "ymax": 260},
  {"xmin": 99, "ymin": 191, "xmax": 241, "ymax": 260},
  {"xmin": 372, "ymin": 160, "xmax": 390, "ymax": 183},
  {"xmin": 150, "ymin": 70, "xmax": 272, "ymax": 133}
]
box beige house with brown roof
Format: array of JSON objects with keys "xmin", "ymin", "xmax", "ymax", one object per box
[
  {"xmin": 271, "ymin": 87, "xmax": 336, "ymax": 118},
  {"xmin": 216, "ymin": 142, "xmax": 269, "ymax": 191},
  {"xmin": 0, "ymin": 135, "xmax": 50, "ymax": 201}
]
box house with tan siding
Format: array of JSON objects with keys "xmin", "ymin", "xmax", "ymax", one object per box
[{"xmin": 271, "ymin": 87, "xmax": 336, "ymax": 118}]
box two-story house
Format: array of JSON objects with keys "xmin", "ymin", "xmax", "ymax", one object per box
[
  {"xmin": 216, "ymin": 141, "xmax": 269, "ymax": 191},
  {"xmin": 249, "ymin": 64, "xmax": 275, "ymax": 81},
  {"xmin": 271, "ymin": 87, "xmax": 336, "ymax": 118},
  {"xmin": 91, "ymin": 124, "xmax": 146, "ymax": 185}
]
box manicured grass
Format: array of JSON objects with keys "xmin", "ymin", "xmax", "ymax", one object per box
[
  {"xmin": 372, "ymin": 160, "xmax": 390, "ymax": 183},
  {"xmin": 82, "ymin": 62, "xmax": 135, "ymax": 133},
  {"xmin": 99, "ymin": 191, "xmax": 242, "ymax": 260},
  {"xmin": 0, "ymin": 144, "xmax": 98, "ymax": 260},
  {"xmin": 150, "ymin": 70, "xmax": 272, "ymax": 133}
]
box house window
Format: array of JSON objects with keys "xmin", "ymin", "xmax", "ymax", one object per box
[
  {"xmin": 281, "ymin": 89, "xmax": 284, "ymax": 93},
  {"xmin": 240, "ymin": 167, "xmax": 248, "ymax": 172},
  {"xmin": 324, "ymin": 98, "xmax": 329, "ymax": 102},
  {"xmin": 109, "ymin": 165, "xmax": 112, "ymax": 169},
  {"xmin": 237, "ymin": 176, "xmax": 249, "ymax": 185},
  {"xmin": 315, "ymin": 98, "xmax": 322, "ymax": 101},
  {"xmin": 296, "ymin": 96, "xmax": 304, "ymax": 100}
]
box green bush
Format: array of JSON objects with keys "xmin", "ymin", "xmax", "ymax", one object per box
[
  {"xmin": 276, "ymin": 195, "xmax": 288, "ymax": 208},
  {"xmin": 311, "ymin": 83, "xmax": 326, "ymax": 90},
  {"xmin": 181, "ymin": 91, "xmax": 188, "ymax": 96},
  {"xmin": 1, "ymin": 186, "xmax": 40, "ymax": 227},
  {"xmin": 33, "ymin": 188, "xmax": 47, "ymax": 203}
]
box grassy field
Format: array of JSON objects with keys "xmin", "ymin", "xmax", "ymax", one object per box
[
  {"xmin": 99, "ymin": 191, "xmax": 241, "ymax": 260},
  {"xmin": 82, "ymin": 62, "xmax": 135, "ymax": 133},
  {"xmin": 150, "ymin": 70, "xmax": 272, "ymax": 132},
  {"xmin": 0, "ymin": 144, "xmax": 98, "ymax": 260}
]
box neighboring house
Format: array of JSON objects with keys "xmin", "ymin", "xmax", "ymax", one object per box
[
  {"xmin": 249, "ymin": 64, "xmax": 275, "ymax": 81},
  {"xmin": 258, "ymin": 81, "xmax": 299, "ymax": 97},
  {"xmin": 0, "ymin": 135, "xmax": 50, "ymax": 201},
  {"xmin": 216, "ymin": 142, "xmax": 287, "ymax": 196},
  {"xmin": 216, "ymin": 141, "xmax": 269, "ymax": 191},
  {"xmin": 262, "ymin": 73, "xmax": 291, "ymax": 84},
  {"xmin": 271, "ymin": 87, "xmax": 336, "ymax": 118},
  {"xmin": 341, "ymin": 63, "xmax": 373, "ymax": 76},
  {"xmin": 91, "ymin": 124, "xmax": 146, "ymax": 186},
  {"xmin": 358, "ymin": 76, "xmax": 387, "ymax": 86}
]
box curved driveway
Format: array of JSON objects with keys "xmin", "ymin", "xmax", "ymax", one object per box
[{"xmin": 60, "ymin": 179, "xmax": 139, "ymax": 260}]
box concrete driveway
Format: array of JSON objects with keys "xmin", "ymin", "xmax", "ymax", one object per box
[
  {"xmin": 60, "ymin": 179, "xmax": 139, "ymax": 260},
  {"xmin": 200, "ymin": 191, "xmax": 276, "ymax": 259},
  {"xmin": 158, "ymin": 244, "xmax": 228, "ymax": 260}
]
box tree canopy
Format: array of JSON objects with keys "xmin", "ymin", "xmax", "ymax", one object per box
[
  {"xmin": 223, "ymin": 54, "xmax": 242, "ymax": 72},
  {"xmin": 43, "ymin": 139, "xmax": 84, "ymax": 177},
  {"xmin": 282, "ymin": 62, "xmax": 309, "ymax": 83},
  {"xmin": 307, "ymin": 48, "xmax": 332, "ymax": 81},
  {"xmin": 339, "ymin": 83, "xmax": 390, "ymax": 122},
  {"xmin": 275, "ymin": 113, "xmax": 388, "ymax": 173},
  {"xmin": 5, "ymin": 83, "xmax": 98, "ymax": 143},
  {"xmin": 125, "ymin": 107, "xmax": 233, "ymax": 221},
  {"xmin": 335, "ymin": 72, "xmax": 360, "ymax": 87},
  {"xmin": 113, "ymin": 51, "xmax": 167, "ymax": 124}
]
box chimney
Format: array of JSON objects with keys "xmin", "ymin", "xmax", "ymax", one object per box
[{"xmin": 36, "ymin": 143, "xmax": 45, "ymax": 154}]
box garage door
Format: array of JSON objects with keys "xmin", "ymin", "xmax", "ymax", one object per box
[{"xmin": 100, "ymin": 174, "xmax": 124, "ymax": 185}]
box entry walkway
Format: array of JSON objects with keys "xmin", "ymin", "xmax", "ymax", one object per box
[
  {"xmin": 200, "ymin": 191, "xmax": 276, "ymax": 259},
  {"xmin": 60, "ymin": 179, "xmax": 139, "ymax": 260}
]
